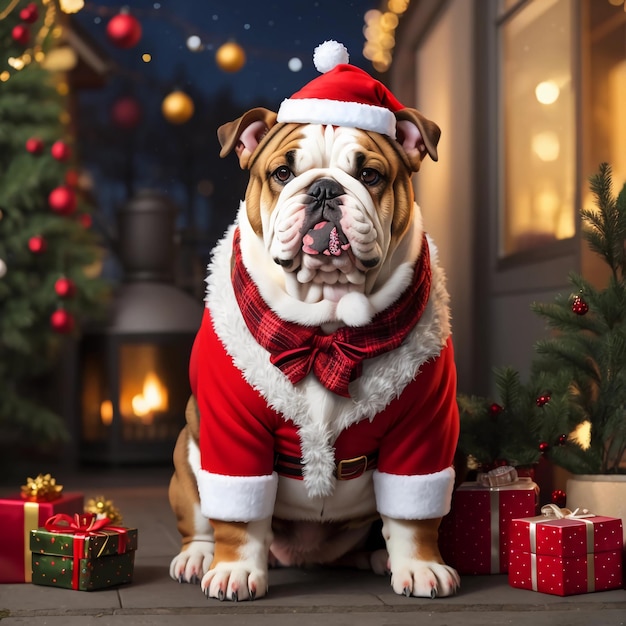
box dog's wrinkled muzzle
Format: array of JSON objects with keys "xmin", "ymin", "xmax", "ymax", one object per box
[{"xmin": 301, "ymin": 179, "xmax": 350, "ymax": 257}]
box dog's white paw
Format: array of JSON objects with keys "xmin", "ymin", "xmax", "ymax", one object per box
[
  {"xmin": 201, "ymin": 563, "xmax": 268, "ymax": 601},
  {"xmin": 390, "ymin": 559, "xmax": 460, "ymax": 598},
  {"xmin": 169, "ymin": 540, "xmax": 214, "ymax": 584}
]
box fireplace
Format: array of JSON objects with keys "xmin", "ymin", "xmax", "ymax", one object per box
[{"xmin": 79, "ymin": 191, "xmax": 203, "ymax": 464}]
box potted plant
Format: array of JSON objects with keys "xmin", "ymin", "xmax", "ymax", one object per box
[
  {"xmin": 456, "ymin": 163, "xmax": 626, "ymax": 542},
  {"xmin": 529, "ymin": 163, "xmax": 626, "ymax": 536}
]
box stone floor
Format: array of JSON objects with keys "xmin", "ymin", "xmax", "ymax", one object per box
[{"xmin": 1, "ymin": 466, "xmax": 625, "ymax": 625}]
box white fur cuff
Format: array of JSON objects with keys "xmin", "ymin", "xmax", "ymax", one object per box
[
  {"xmin": 197, "ymin": 470, "xmax": 278, "ymax": 522},
  {"xmin": 373, "ymin": 467, "xmax": 455, "ymax": 520}
]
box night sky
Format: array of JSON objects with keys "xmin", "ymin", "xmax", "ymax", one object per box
[{"xmin": 75, "ymin": 1, "xmax": 379, "ymax": 106}]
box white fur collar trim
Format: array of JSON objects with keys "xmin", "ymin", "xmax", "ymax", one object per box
[{"xmin": 205, "ymin": 223, "xmax": 451, "ymax": 498}]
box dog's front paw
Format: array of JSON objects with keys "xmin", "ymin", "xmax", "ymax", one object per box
[
  {"xmin": 169, "ymin": 540, "xmax": 214, "ymax": 584},
  {"xmin": 201, "ymin": 563, "xmax": 268, "ymax": 601},
  {"xmin": 390, "ymin": 559, "xmax": 460, "ymax": 598}
]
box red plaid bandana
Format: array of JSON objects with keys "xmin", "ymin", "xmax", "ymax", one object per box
[{"xmin": 231, "ymin": 228, "xmax": 431, "ymax": 397}]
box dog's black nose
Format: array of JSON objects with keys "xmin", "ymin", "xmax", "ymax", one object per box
[
  {"xmin": 307, "ymin": 178, "xmax": 344, "ymax": 202},
  {"xmin": 301, "ymin": 178, "xmax": 349, "ymax": 257}
]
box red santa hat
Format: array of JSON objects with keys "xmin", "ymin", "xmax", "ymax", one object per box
[{"xmin": 277, "ymin": 40, "xmax": 404, "ymax": 140}]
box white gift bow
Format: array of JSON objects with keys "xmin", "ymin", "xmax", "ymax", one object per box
[{"xmin": 540, "ymin": 503, "xmax": 595, "ymax": 519}]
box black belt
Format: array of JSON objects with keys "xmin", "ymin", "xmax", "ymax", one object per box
[{"xmin": 274, "ymin": 452, "xmax": 378, "ymax": 480}]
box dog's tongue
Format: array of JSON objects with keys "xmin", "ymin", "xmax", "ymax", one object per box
[{"xmin": 302, "ymin": 221, "xmax": 348, "ymax": 256}]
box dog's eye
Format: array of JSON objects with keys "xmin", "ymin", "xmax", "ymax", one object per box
[
  {"xmin": 272, "ymin": 166, "xmax": 293, "ymax": 184},
  {"xmin": 360, "ymin": 168, "xmax": 381, "ymax": 186}
]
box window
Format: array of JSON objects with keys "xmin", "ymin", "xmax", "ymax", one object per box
[
  {"xmin": 583, "ymin": 0, "xmax": 626, "ymax": 202},
  {"xmin": 498, "ymin": 0, "xmax": 576, "ymax": 257}
]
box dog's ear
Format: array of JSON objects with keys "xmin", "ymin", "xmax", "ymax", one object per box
[
  {"xmin": 217, "ymin": 107, "xmax": 278, "ymax": 169},
  {"xmin": 394, "ymin": 109, "xmax": 441, "ymax": 171}
]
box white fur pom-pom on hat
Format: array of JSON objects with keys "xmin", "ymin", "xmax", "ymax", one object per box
[{"xmin": 313, "ymin": 40, "xmax": 349, "ymax": 74}]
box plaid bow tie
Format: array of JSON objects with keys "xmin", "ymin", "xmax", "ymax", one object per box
[{"xmin": 231, "ymin": 228, "xmax": 431, "ymax": 397}]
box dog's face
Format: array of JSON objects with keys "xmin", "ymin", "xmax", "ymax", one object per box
[{"xmin": 218, "ymin": 107, "xmax": 440, "ymax": 325}]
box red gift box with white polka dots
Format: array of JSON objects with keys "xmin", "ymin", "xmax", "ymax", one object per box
[
  {"xmin": 508, "ymin": 515, "xmax": 623, "ymax": 595},
  {"xmin": 438, "ymin": 479, "xmax": 539, "ymax": 574}
]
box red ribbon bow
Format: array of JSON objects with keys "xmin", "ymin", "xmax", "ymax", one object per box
[
  {"xmin": 269, "ymin": 333, "xmax": 371, "ymax": 396},
  {"xmin": 45, "ymin": 513, "xmax": 112, "ymax": 534}
]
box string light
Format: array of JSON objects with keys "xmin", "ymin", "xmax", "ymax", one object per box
[
  {"xmin": 363, "ymin": 0, "xmax": 410, "ymax": 73},
  {"xmin": 59, "ymin": 0, "xmax": 84, "ymax": 14}
]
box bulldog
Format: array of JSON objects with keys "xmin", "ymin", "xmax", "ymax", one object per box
[{"xmin": 169, "ymin": 41, "xmax": 460, "ymax": 602}]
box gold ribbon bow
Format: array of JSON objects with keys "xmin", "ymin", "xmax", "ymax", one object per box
[{"xmin": 20, "ymin": 473, "xmax": 63, "ymax": 502}]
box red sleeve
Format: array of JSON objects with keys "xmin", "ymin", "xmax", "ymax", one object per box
[
  {"xmin": 377, "ymin": 337, "xmax": 459, "ymax": 476},
  {"xmin": 191, "ymin": 308, "xmax": 277, "ymax": 477}
]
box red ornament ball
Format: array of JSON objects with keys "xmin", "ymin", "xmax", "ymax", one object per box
[
  {"xmin": 25, "ymin": 137, "xmax": 44, "ymax": 155},
  {"xmin": 111, "ymin": 96, "xmax": 142, "ymax": 129},
  {"xmin": 539, "ymin": 441, "xmax": 549, "ymax": 453},
  {"xmin": 557, "ymin": 433, "xmax": 568, "ymax": 446},
  {"xmin": 489, "ymin": 403, "xmax": 503, "ymax": 418},
  {"xmin": 551, "ymin": 489, "xmax": 567, "ymax": 507},
  {"xmin": 48, "ymin": 186, "xmax": 77, "ymax": 215},
  {"xmin": 12, "ymin": 24, "xmax": 30, "ymax": 46},
  {"xmin": 50, "ymin": 309, "xmax": 75, "ymax": 334},
  {"xmin": 65, "ymin": 169, "xmax": 79, "ymax": 187},
  {"xmin": 54, "ymin": 277, "xmax": 76, "ymax": 298},
  {"xmin": 536, "ymin": 393, "xmax": 551, "ymax": 407},
  {"xmin": 78, "ymin": 213, "xmax": 93, "ymax": 229},
  {"xmin": 19, "ymin": 3, "xmax": 38, "ymax": 23},
  {"xmin": 106, "ymin": 13, "xmax": 142, "ymax": 49},
  {"xmin": 571, "ymin": 294, "xmax": 589, "ymax": 315},
  {"xmin": 51, "ymin": 141, "xmax": 71, "ymax": 162},
  {"xmin": 28, "ymin": 235, "xmax": 46, "ymax": 254}
]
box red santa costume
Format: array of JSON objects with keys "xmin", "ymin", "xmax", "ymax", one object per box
[{"xmin": 191, "ymin": 42, "xmax": 459, "ymax": 527}]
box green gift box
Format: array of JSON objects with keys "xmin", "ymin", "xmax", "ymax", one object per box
[{"xmin": 30, "ymin": 513, "xmax": 138, "ymax": 591}]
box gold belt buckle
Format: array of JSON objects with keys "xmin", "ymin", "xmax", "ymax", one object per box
[{"xmin": 336, "ymin": 455, "xmax": 368, "ymax": 480}]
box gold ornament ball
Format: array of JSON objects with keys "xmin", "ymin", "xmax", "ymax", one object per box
[
  {"xmin": 216, "ymin": 42, "xmax": 246, "ymax": 73},
  {"xmin": 161, "ymin": 91, "xmax": 195, "ymax": 125}
]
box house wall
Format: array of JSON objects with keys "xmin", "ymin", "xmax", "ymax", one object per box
[
  {"xmin": 390, "ymin": 0, "xmax": 578, "ymax": 396},
  {"xmin": 391, "ymin": 0, "xmax": 476, "ymax": 394}
]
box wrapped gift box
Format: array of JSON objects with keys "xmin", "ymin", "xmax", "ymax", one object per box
[
  {"xmin": 0, "ymin": 480, "xmax": 83, "ymax": 583},
  {"xmin": 30, "ymin": 513, "xmax": 138, "ymax": 591},
  {"xmin": 509, "ymin": 506, "xmax": 623, "ymax": 596},
  {"xmin": 439, "ymin": 473, "xmax": 539, "ymax": 574}
]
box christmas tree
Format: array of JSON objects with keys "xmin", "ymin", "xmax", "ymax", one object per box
[
  {"xmin": 0, "ymin": 0, "xmax": 107, "ymax": 446},
  {"xmin": 457, "ymin": 163, "xmax": 626, "ymax": 477},
  {"xmin": 530, "ymin": 163, "xmax": 626, "ymax": 475}
]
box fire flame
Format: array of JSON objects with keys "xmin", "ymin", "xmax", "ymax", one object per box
[
  {"xmin": 100, "ymin": 400, "xmax": 113, "ymax": 426},
  {"xmin": 99, "ymin": 372, "xmax": 169, "ymax": 426},
  {"xmin": 131, "ymin": 372, "xmax": 168, "ymax": 424}
]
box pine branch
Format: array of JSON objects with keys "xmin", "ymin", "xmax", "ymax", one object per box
[
  {"xmin": 534, "ymin": 337, "xmax": 601, "ymax": 384},
  {"xmin": 585, "ymin": 163, "xmax": 626, "ymax": 280}
]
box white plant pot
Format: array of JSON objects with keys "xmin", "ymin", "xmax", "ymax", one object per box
[{"xmin": 566, "ymin": 474, "xmax": 626, "ymax": 549}]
